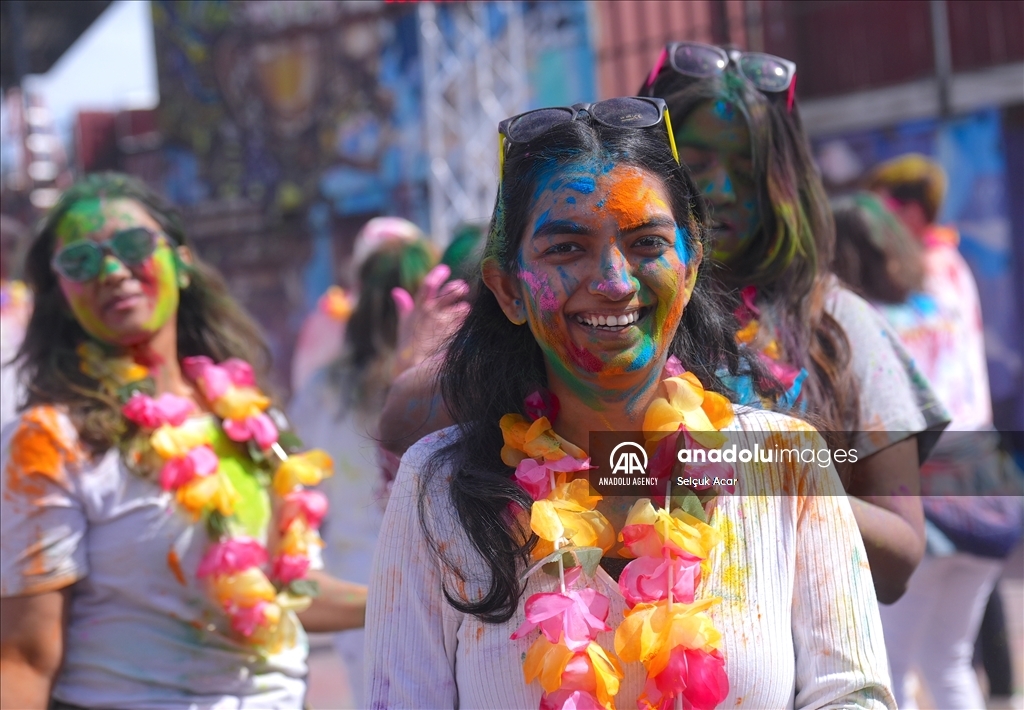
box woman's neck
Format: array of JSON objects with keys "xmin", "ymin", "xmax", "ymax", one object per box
[
  {"xmin": 130, "ymin": 320, "xmax": 193, "ymax": 399},
  {"xmin": 546, "ymin": 364, "xmax": 664, "ymax": 453}
]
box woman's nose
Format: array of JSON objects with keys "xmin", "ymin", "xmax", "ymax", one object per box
[
  {"xmin": 589, "ymin": 245, "xmax": 638, "ymax": 300},
  {"xmin": 700, "ymin": 165, "xmax": 736, "ymax": 207},
  {"xmin": 97, "ymin": 253, "xmax": 131, "ymax": 283}
]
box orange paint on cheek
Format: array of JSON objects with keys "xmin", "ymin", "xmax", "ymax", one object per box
[
  {"xmin": 596, "ymin": 167, "xmax": 670, "ymax": 231},
  {"xmin": 4, "ymin": 407, "xmax": 78, "ymax": 499}
]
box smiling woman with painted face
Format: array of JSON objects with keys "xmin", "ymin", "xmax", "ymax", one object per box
[
  {"xmin": 644, "ymin": 44, "xmax": 949, "ymax": 605},
  {"xmin": 366, "ymin": 100, "xmax": 894, "ymax": 708},
  {"xmin": 0, "ymin": 173, "xmax": 366, "ymax": 710}
]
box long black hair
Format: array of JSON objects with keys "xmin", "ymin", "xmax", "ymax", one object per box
[{"xmin": 422, "ymin": 115, "xmax": 780, "ymax": 623}]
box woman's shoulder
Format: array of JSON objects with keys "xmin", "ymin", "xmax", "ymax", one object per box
[{"xmin": 1, "ymin": 405, "xmax": 83, "ymax": 471}]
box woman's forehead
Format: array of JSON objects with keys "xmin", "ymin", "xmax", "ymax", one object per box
[{"xmin": 55, "ymin": 198, "xmax": 156, "ymax": 245}]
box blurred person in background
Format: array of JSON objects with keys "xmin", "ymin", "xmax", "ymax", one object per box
[
  {"xmin": 836, "ymin": 169, "xmax": 1023, "ymax": 708},
  {"xmin": 290, "ymin": 217, "xmax": 426, "ymax": 396},
  {"xmin": 288, "ymin": 229, "xmax": 459, "ymax": 706},
  {"xmin": 0, "ymin": 173, "xmax": 366, "ymax": 710},
  {"xmin": 644, "ymin": 43, "xmax": 948, "ymax": 604},
  {"xmin": 377, "ymin": 223, "xmax": 483, "ymax": 457},
  {"xmin": 1, "ymin": 215, "xmax": 32, "ymax": 430}
]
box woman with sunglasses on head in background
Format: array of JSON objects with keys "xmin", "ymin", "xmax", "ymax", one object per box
[
  {"xmin": 644, "ymin": 44, "xmax": 948, "ymax": 605},
  {"xmin": 0, "ymin": 173, "xmax": 366, "ymax": 710},
  {"xmin": 366, "ymin": 98, "xmax": 894, "ymax": 708}
]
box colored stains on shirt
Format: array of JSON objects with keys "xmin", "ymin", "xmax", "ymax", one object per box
[{"xmin": 4, "ymin": 407, "xmax": 79, "ymax": 500}]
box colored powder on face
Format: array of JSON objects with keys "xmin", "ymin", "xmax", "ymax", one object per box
[
  {"xmin": 566, "ymin": 196, "xmax": 576, "ymax": 204},
  {"xmin": 142, "ymin": 247, "xmax": 180, "ymax": 331},
  {"xmin": 518, "ymin": 266, "xmax": 560, "ymax": 312},
  {"xmin": 596, "ymin": 167, "xmax": 670, "ymax": 232},
  {"xmin": 714, "ymin": 99, "xmax": 736, "ymax": 122},
  {"xmin": 565, "ymin": 177, "xmax": 596, "ymax": 194},
  {"xmin": 722, "ymin": 174, "xmax": 735, "ymax": 199},
  {"xmin": 56, "ymin": 199, "xmax": 106, "ymax": 246}
]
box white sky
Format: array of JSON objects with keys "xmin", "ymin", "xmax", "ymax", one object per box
[{"xmin": 24, "ymin": 0, "xmax": 158, "ymax": 132}]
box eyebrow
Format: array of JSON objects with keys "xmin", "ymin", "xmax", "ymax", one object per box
[
  {"xmin": 532, "ymin": 219, "xmax": 593, "ymax": 239},
  {"xmin": 622, "ymin": 216, "xmax": 678, "ymax": 234}
]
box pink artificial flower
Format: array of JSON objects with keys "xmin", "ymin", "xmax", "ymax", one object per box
[
  {"xmin": 514, "ymin": 456, "xmax": 590, "ymax": 501},
  {"xmin": 644, "ymin": 647, "xmax": 729, "ymax": 710},
  {"xmin": 733, "ymin": 284, "xmax": 759, "ymax": 325},
  {"xmin": 123, "ymin": 392, "xmax": 196, "ymax": 429},
  {"xmin": 647, "ymin": 426, "xmax": 683, "ymax": 483},
  {"xmin": 663, "ymin": 354, "xmax": 685, "ymax": 378},
  {"xmin": 158, "ymin": 444, "xmax": 219, "ymax": 491},
  {"xmin": 619, "ymin": 524, "xmax": 664, "ymax": 559},
  {"xmin": 272, "ymin": 553, "xmax": 310, "ymax": 585},
  {"xmin": 220, "ymin": 358, "xmax": 256, "ymax": 387},
  {"xmin": 510, "ymin": 584, "xmax": 611, "ymax": 652},
  {"xmin": 182, "ymin": 356, "xmax": 230, "ymax": 400},
  {"xmin": 226, "ymin": 601, "xmax": 271, "ymax": 637},
  {"xmin": 619, "ymin": 555, "xmax": 701, "ymax": 606},
  {"xmin": 196, "ymin": 537, "xmax": 268, "ymax": 578},
  {"xmin": 279, "ymin": 489, "xmax": 329, "ymax": 532},
  {"xmin": 525, "ymin": 388, "xmax": 560, "ymax": 423},
  {"xmin": 223, "ymin": 413, "xmax": 279, "ymax": 449},
  {"xmin": 540, "ymin": 689, "xmax": 604, "ymax": 710},
  {"xmin": 761, "ymin": 355, "xmax": 802, "ymax": 390}
]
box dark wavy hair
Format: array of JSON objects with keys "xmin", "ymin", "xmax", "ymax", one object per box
[
  {"xmin": 15, "ymin": 172, "xmax": 270, "ymax": 452},
  {"xmin": 422, "ymin": 115, "xmax": 780, "ymax": 623},
  {"xmin": 649, "ymin": 65, "xmax": 858, "ymax": 446},
  {"xmin": 832, "ymin": 191, "xmax": 924, "ymax": 304},
  {"xmin": 330, "ymin": 237, "xmax": 436, "ymax": 415}
]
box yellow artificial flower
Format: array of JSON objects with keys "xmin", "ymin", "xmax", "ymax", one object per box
[
  {"xmin": 76, "ymin": 342, "xmax": 148, "ymax": 385},
  {"xmin": 522, "ymin": 635, "xmax": 622, "ymax": 706},
  {"xmin": 150, "ymin": 419, "xmax": 211, "ymax": 459},
  {"xmin": 211, "ymin": 566, "xmax": 277, "ymax": 606},
  {"xmin": 614, "ymin": 598, "xmax": 722, "ymax": 675},
  {"xmin": 523, "ymin": 635, "xmax": 575, "ymax": 692},
  {"xmin": 586, "ymin": 642, "xmax": 624, "ymax": 706},
  {"xmin": 621, "ymin": 499, "xmax": 722, "ymax": 560},
  {"xmin": 735, "ymin": 319, "xmax": 759, "ymax": 344},
  {"xmin": 176, "ymin": 472, "xmax": 239, "ymax": 517},
  {"xmin": 279, "ymin": 517, "xmax": 324, "ymax": 557},
  {"xmin": 500, "ymin": 414, "xmax": 587, "ymax": 467},
  {"xmin": 530, "ymin": 479, "xmax": 614, "ymax": 559},
  {"xmin": 211, "ymin": 385, "xmax": 271, "ymax": 420},
  {"xmin": 272, "ymin": 450, "xmax": 333, "ymax": 496},
  {"xmin": 250, "ymin": 604, "xmax": 297, "ymax": 654},
  {"xmin": 643, "ymin": 374, "xmax": 732, "ymax": 448}
]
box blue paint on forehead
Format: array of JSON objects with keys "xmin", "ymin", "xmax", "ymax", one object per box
[
  {"xmin": 565, "ymin": 177, "xmax": 596, "ymax": 194},
  {"xmin": 674, "ymin": 224, "xmax": 691, "ymax": 263},
  {"xmin": 566, "ymin": 196, "xmax": 576, "ymax": 204}
]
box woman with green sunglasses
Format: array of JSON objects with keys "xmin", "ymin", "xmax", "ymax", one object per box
[
  {"xmin": 0, "ymin": 173, "xmax": 367, "ymax": 709},
  {"xmin": 645, "ymin": 44, "xmax": 949, "ymax": 606}
]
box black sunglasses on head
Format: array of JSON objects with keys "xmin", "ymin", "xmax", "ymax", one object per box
[
  {"xmin": 497, "ymin": 97, "xmax": 680, "ymax": 183},
  {"xmin": 643, "ymin": 42, "xmax": 798, "ymax": 112}
]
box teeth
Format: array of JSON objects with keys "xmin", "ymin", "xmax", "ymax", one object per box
[{"xmin": 577, "ymin": 311, "xmax": 640, "ymax": 327}]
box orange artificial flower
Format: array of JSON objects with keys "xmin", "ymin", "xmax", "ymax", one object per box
[
  {"xmin": 500, "ymin": 414, "xmax": 587, "ymax": 467},
  {"xmin": 530, "ymin": 479, "xmax": 615, "ymax": 559},
  {"xmin": 614, "ymin": 598, "xmax": 722, "ymax": 676}
]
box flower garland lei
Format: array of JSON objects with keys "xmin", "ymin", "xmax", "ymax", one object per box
[
  {"xmin": 78, "ymin": 343, "xmax": 332, "ymax": 652},
  {"xmin": 503, "ymin": 358, "xmax": 736, "ymax": 710}
]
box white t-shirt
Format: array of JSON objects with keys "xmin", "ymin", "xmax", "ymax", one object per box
[
  {"xmin": 366, "ymin": 411, "xmax": 896, "ymax": 708},
  {"xmin": 0, "ymin": 407, "xmax": 312, "ymax": 710}
]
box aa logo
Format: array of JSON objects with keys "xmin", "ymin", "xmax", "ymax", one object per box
[{"xmin": 609, "ymin": 441, "xmax": 648, "ymax": 476}]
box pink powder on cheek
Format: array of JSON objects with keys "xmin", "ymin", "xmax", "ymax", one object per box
[{"xmin": 519, "ymin": 269, "xmax": 559, "ymax": 312}]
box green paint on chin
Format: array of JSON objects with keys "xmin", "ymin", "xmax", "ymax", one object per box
[{"xmin": 56, "ymin": 199, "xmax": 107, "ymax": 245}]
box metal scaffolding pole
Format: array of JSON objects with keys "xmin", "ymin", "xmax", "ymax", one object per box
[{"xmin": 418, "ymin": 1, "xmax": 529, "ymax": 245}]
